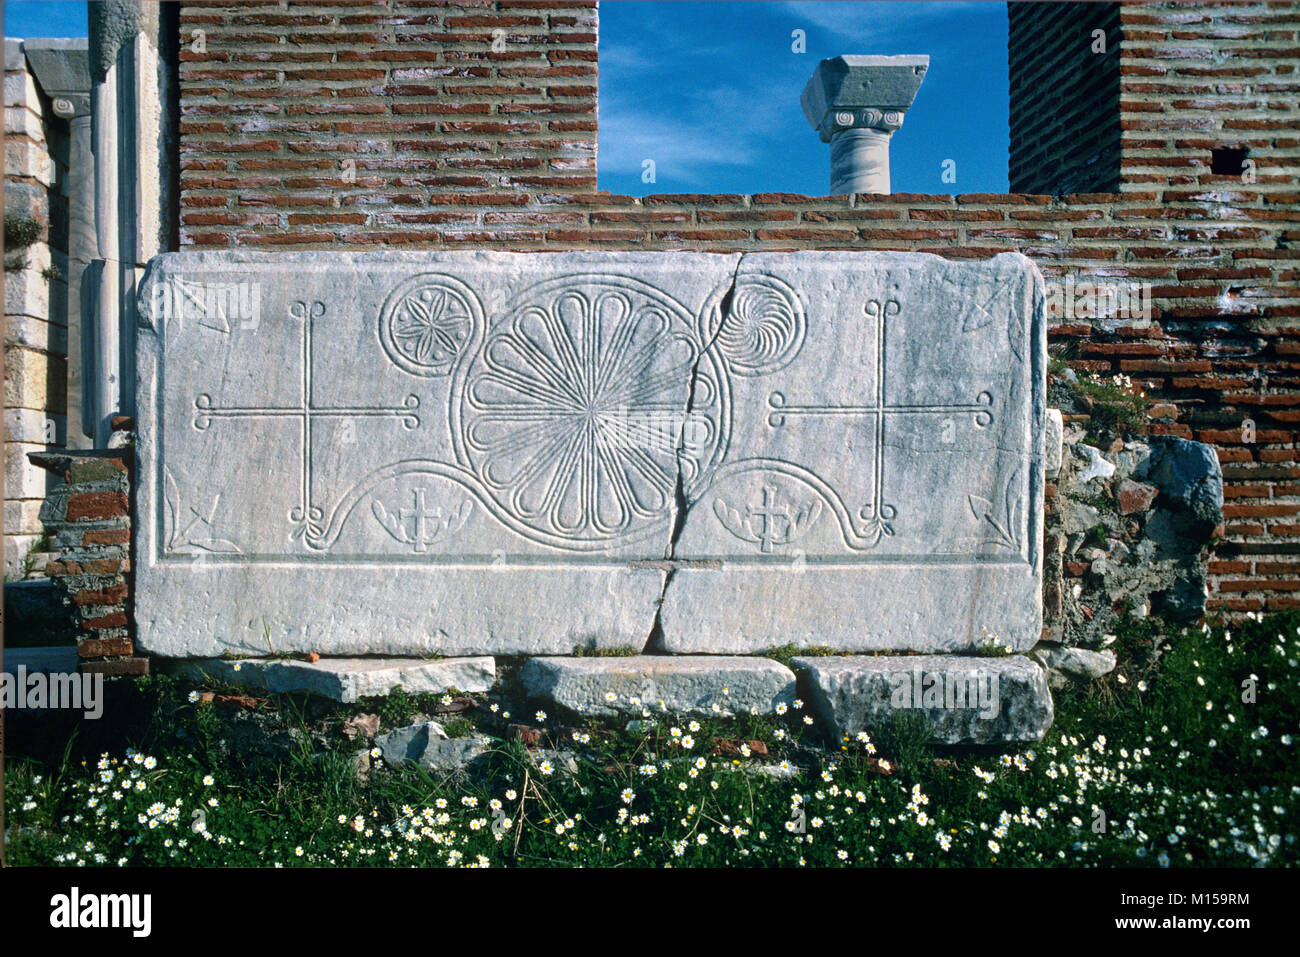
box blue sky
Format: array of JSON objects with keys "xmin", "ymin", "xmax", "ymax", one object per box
[
  {"xmin": 4, "ymin": 1, "xmax": 87, "ymax": 39},
  {"xmin": 2, "ymin": 0, "xmax": 1010, "ymax": 195},
  {"xmin": 599, "ymin": 1, "xmax": 1010, "ymax": 195}
]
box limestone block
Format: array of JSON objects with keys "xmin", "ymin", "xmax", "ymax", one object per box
[
  {"xmin": 795, "ymin": 654, "xmax": 1054, "ymax": 744},
  {"xmin": 170, "ymin": 656, "xmax": 496, "ymax": 704},
  {"xmin": 519, "ymin": 655, "xmax": 797, "ymax": 718}
]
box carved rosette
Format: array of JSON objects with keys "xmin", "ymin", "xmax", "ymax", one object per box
[
  {"xmin": 378, "ymin": 273, "xmax": 483, "ymax": 376},
  {"xmin": 453, "ymin": 275, "xmax": 730, "ymax": 549}
]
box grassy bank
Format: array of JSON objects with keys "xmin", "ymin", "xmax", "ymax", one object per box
[{"xmin": 6, "ymin": 611, "xmax": 1297, "ymax": 867}]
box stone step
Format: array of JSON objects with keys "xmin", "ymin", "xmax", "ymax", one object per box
[
  {"xmin": 520, "ymin": 655, "xmax": 797, "ymax": 718},
  {"xmin": 168, "ymin": 655, "xmax": 495, "ymax": 704},
  {"xmin": 793, "ymin": 654, "xmax": 1053, "ymax": 744}
]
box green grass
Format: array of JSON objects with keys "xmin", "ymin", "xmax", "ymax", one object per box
[
  {"xmin": 4, "ymin": 214, "xmax": 42, "ymax": 249},
  {"xmin": 764, "ymin": 644, "xmax": 837, "ymax": 668},
  {"xmin": 1076, "ymin": 374, "xmax": 1150, "ymax": 441},
  {"xmin": 1049, "ymin": 356, "xmax": 1150, "ymax": 442},
  {"xmin": 5, "ymin": 611, "xmax": 1298, "ymax": 867},
  {"xmin": 571, "ymin": 644, "xmax": 639, "ymax": 657},
  {"xmin": 1072, "ymin": 492, "xmax": 1115, "ymax": 517}
]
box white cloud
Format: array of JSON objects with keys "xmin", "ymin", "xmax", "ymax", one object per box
[{"xmin": 779, "ymin": 0, "xmax": 988, "ymax": 45}]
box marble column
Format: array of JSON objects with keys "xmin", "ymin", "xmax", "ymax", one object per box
[
  {"xmin": 801, "ymin": 55, "xmax": 929, "ymax": 196},
  {"xmin": 88, "ymin": 0, "xmax": 173, "ymax": 446}
]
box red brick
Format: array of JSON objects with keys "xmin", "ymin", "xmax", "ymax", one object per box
[
  {"xmin": 1218, "ymin": 579, "xmax": 1300, "ymax": 592},
  {"xmin": 1222, "ymin": 504, "xmax": 1300, "ymax": 519},
  {"xmin": 78, "ymin": 637, "xmax": 134, "ymax": 658},
  {"xmin": 80, "ymin": 658, "xmax": 150, "ymax": 677},
  {"xmin": 83, "ymin": 558, "xmax": 125, "ymax": 575},
  {"xmin": 1206, "ymin": 597, "xmax": 1265, "ymax": 612},
  {"xmin": 71, "ymin": 585, "xmax": 128, "ymax": 607},
  {"xmin": 1117, "ymin": 479, "xmax": 1159, "ymax": 515},
  {"xmin": 81, "ymin": 611, "xmax": 128, "ymax": 631},
  {"xmin": 66, "ymin": 491, "xmax": 129, "ymax": 521},
  {"xmin": 1208, "ymin": 560, "xmax": 1252, "ymax": 574}
]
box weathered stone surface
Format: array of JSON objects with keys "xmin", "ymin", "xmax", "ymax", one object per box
[
  {"xmin": 169, "ymin": 656, "xmax": 495, "ymax": 703},
  {"xmin": 136, "ymin": 250, "xmax": 1044, "ymax": 657},
  {"xmin": 377, "ymin": 721, "xmax": 490, "ymax": 771},
  {"xmin": 1045, "ymin": 408, "xmax": 1063, "ymax": 476},
  {"xmin": 1075, "ymin": 444, "xmax": 1115, "ymax": 484},
  {"xmin": 1029, "ymin": 644, "xmax": 1116, "ymax": 684},
  {"xmin": 660, "ymin": 252, "xmax": 1046, "ymax": 653},
  {"xmin": 794, "ymin": 654, "xmax": 1054, "ymax": 744},
  {"xmin": 801, "ymin": 55, "xmax": 930, "ymax": 142},
  {"xmin": 1053, "ymin": 431, "xmax": 1219, "ymax": 645},
  {"xmin": 520, "ymin": 655, "xmax": 797, "ymax": 718},
  {"xmin": 1116, "ymin": 478, "xmax": 1158, "ymax": 515},
  {"xmin": 1137, "ymin": 436, "xmax": 1224, "ymax": 526},
  {"xmin": 377, "ymin": 719, "xmax": 446, "ymax": 757}
]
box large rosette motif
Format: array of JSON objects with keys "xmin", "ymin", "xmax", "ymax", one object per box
[{"xmin": 455, "ymin": 276, "xmax": 729, "ymax": 549}]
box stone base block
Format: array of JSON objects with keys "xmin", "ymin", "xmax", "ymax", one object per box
[
  {"xmin": 520, "ymin": 655, "xmax": 797, "ymax": 718},
  {"xmin": 169, "ymin": 655, "xmax": 495, "ymax": 704},
  {"xmin": 793, "ymin": 654, "xmax": 1053, "ymax": 744}
]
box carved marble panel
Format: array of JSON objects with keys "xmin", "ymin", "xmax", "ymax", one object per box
[{"xmin": 135, "ymin": 251, "xmax": 1044, "ymax": 657}]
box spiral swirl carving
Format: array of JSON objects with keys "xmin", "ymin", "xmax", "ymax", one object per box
[{"xmin": 711, "ymin": 275, "xmax": 806, "ymax": 377}]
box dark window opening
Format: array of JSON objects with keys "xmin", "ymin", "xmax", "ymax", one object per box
[{"xmin": 1211, "ymin": 147, "xmax": 1249, "ymax": 176}]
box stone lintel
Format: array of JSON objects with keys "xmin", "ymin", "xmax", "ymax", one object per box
[{"xmin": 21, "ymin": 38, "xmax": 91, "ymax": 118}]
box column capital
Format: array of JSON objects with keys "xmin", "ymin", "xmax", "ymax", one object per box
[
  {"xmin": 801, "ymin": 55, "xmax": 929, "ymax": 143},
  {"xmin": 22, "ymin": 39, "xmax": 92, "ymax": 119}
]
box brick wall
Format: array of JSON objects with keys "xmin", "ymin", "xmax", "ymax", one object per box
[
  {"xmin": 29, "ymin": 449, "xmax": 144, "ymax": 675},
  {"xmin": 4, "ymin": 40, "xmax": 70, "ymax": 577},
  {"xmin": 1118, "ymin": 0, "xmax": 1300, "ymax": 193},
  {"xmin": 1111, "ymin": 0, "xmax": 1300, "ymax": 612},
  {"xmin": 177, "ymin": 0, "xmax": 596, "ymax": 246},
  {"xmin": 1009, "ymin": 1, "xmax": 1123, "ymax": 195},
  {"xmin": 170, "ymin": 0, "xmax": 1300, "ymax": 616}
]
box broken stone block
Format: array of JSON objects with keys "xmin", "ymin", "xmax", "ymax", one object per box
[
  {"xmin": 169, "ymin": 656, "xmax": 495, "ymax": 704},
  {"xmin": 1029, "ymin": 644, "xmax": 1117, "ymax": 683},
  {"xmin": 519, "ymin": 655, "xmax": 797, "ymax": 719},
  {"xmin": 377, "ymin": 721, "xmax": 490, "ymax": 771},
  {"xmin": 794, "ymin": 654, "xmax": 1053, "ymax": 744},
  {"xmin": 1076, "ymin": 444, "xmax": 1116, "ymax": 484},
  {"xmin": 1138, "ymin": 436, "xmax": 1224, "ymax": 526}
]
